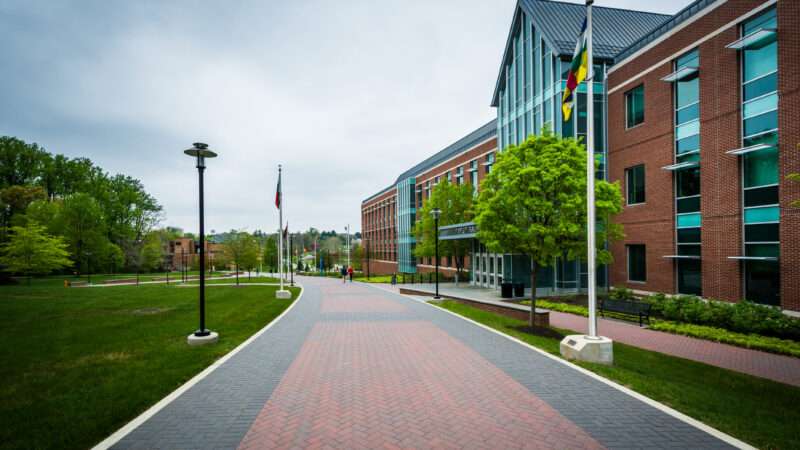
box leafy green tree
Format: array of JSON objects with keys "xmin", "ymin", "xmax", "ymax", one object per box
[
  {"xmin": 61, "ymin": 193, "xmax": 108, "ymax": 274},
  {"xmin": 141, "ymin": 231, "xmax": 167, "ymax": 272},
  {"xmin": 788, "ymin": 172, "xmax": 800, "ymax": 208},
  {"xmin": 414, "ymin": 180, "xmax": 473, "ymax": 282},
  {"xmin": 474, "ymin": 131, "xmax": 623, "ymax": 327},
  {"xmin": 0, "ymin": 222, "xmax": 72, "ymax": 283},
  {"xmin": 0, "ymin": 137, "xmax": 45, "ymax": 189},
  {"xmin": 224, "ymin": 231, "xmax": 259, "ymax": 285},
  {"xmin": 263, "ymin": 235, "xmax": 278, "ymax": 273},
  {"xmin": 351, "ymin": 242, "xmax": 364, "ymax": 270}
]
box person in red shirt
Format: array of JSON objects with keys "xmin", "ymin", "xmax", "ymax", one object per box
[{"xmin": 347, "ymin": 266, "xmax": 353, "ymax": 282}]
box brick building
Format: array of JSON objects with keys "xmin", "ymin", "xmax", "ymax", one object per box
[
  {"xmin": 361, "ymin": 0, "xmax": 798, "ymax": 312},
  {"xmin": 168, "ymin": 238, "xmax": 225, "ymax": 271}
]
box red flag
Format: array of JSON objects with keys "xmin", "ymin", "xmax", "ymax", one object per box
[{"xmin": 275, "ymin": 171, "xmax": 281, "ymax": 209}]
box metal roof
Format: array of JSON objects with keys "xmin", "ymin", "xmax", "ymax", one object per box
[
  {"xmin": 394, "ymin": 120, "xmax": 497, "ymax": 184},
  {"xmin": 491, "ymin": 0, "xmax": 670, "ymax": 106},
  {"xmin": 613, "ymin": 0, "xmax": 717, "ymax": 64},
  {"xmin": 362, "ymin": 120, "xmax": 497, "ymax": 204}
]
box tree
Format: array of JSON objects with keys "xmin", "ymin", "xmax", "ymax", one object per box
[
  {"xmin": 414, "ymin": 180, "xmax": 474, "ymax": 283},
  {"xmin": 61, "ymin": 193, "xmax": 108, "ymax": 275},
  {"xmin": 351, "ymin": 243, "xmax": 364, "ymax": 270},
  {"xmin": 263, "ymin": 235, "xmax": 278, "ymax": 273},
  {"xmin": 0, "ymin": 222, "xmax": 72, "ymax": 283},
  {"xmin": 474, "ymin": 130, "xmax": 623, "ymax": 327},
  {"xmin": 223, "ymin": 231, "xmax": 259, "ymax": 285},
  {"xmin": 141, "ymin": 231, "xmax": 167, "ymax": 272}
]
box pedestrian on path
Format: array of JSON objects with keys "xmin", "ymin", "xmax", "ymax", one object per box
[
  {"xmin": 347, "ymin": 266, "xmax": 353, "ymax": 282},
  {"xmin": 340, "ymin": 266, "xmax": 347, "ymax": 283}
]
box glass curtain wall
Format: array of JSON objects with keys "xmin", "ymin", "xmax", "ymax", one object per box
[
  {"xmin": 494, "ymin": 10, "xmax": 607, "ymax": 294},
  {"xmin": 740, "ymin": 8, "xmax": 779, "ymax": 304},
  {"xmin": 673, "ymin": 49, "xmax": 702, "ymax": 296},
  {"xmin": 396, "ymin": 177, "xmax": 417, "ymax": 273}
]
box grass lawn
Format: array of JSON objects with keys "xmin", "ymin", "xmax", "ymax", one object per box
[
  {"xmin": 0, "ymin": 280, "xmax": 300, "ymax": 450},
  {"xmin": 188, "ymin": 276, "xmax": 281, "ymax": 285},
  {"xmin": 432, "ymin": 300, "xmax": 800, "ymax": 450}
]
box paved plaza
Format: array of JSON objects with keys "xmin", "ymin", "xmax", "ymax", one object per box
[{"xmin": 106, "ymin": 276, "xmax": 745, "ymax": 449}]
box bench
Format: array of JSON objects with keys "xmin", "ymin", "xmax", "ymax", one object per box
[{"xmin": 599, "ymin": 298, "xmax": 651, "ymax": 327}]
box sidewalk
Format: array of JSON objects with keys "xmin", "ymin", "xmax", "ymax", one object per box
[{"xmin": 380, "ymin": 282, "xmax": 800, "ymax": 387}]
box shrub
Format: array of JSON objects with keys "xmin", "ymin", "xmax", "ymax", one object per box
[
  {"xmin": 649, "ymin": 321, "xmax": 800, "ymax": 358},
  {"xmin": 645, "ymin": 294, "xmax": 800, "ymax": 341},
  {"xmin": 609, "ymin": 287, "xmax": 634, "ymax": 300}
]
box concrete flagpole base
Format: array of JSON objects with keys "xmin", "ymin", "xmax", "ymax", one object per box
[
  {"xmin": 187, "ymin": 331, "xmax": 219, "ymax": 346},
  {"xmin": 275, "ymin": 290, "xmax": 291, "ymax": 299},
  {"xmin": 560, "ymin": 335, "xmax": 613, "ymax": 365}
]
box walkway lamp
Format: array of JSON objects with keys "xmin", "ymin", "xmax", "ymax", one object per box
[
  {"xmin": 184, "ymin": 142, "xmax": 219, "ymax": 345},
  {"xmin": 431, "ymin": 208, "xmax": 441, "ymax": 299}
]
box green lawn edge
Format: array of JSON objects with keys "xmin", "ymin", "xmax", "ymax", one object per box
[
  {"xmin": 432, "ymin": 299, "xmax": 800, "ymax": 450},
  {"xmin": 0, "ymin": 283, "xmax": 301, "ymax": 450}
]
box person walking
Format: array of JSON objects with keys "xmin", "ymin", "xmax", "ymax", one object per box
[
  {"xmin": 340, "ymin": 265, "xmax": 347, "ymax": 283},
  {"xmin": 347, "ymin": 266, "xmax": 353, "ymax": 283}
]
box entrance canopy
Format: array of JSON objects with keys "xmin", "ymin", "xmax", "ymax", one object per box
[{"xmin": 438, "ymin": 222, "xmax": 477, "ymax": 241}]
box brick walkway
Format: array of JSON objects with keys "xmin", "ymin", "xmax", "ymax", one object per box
[
  {"xmin": 107, "ymin": 277, "xmax": 743, "ymax": 449},
  {"xmin": 387, "ymin": 282, "xmax": 800, "ymax": 387}
]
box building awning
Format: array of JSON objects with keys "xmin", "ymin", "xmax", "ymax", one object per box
[
  {"xmin": 660, "ymin": 66, "xmax": 698, "ymax": 82},
  {"xmin": 438, "ymin": 222, "xmax": 477, "ymax": 240},
  {"xmin": 662, "ymin": 161, "xmax": 699, "ymax": 171},
  {"xmin": 727, "ymin": 256, "xmax": 778, "ymax": 262},
  {"xmin": 726, "ymin": 143, "xmax": 772, "ymax": 156},
  {"xmin": 662, "ymin": 255, "xmax": 700, "ymax": 260},
  {"xmin": 726, "ymin": 28, "xmax": 777, "ymax": 50}
]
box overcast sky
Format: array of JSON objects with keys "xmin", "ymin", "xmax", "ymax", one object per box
[{"xmin": 0, "ymin": 0, "xmax": 693, "ymax": 235}]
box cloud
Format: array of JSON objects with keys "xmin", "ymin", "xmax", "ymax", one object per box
[{"xmin": 0, "ymin": 0, "xmax": 693, "ymax": 233}]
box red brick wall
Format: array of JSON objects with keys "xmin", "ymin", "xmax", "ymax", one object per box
[{"xmin": 607, "ymin": 0, "xmax": 800, "ymax": 310}]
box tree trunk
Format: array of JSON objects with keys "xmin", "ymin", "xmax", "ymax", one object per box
[
  {"xmin": 529, "ymin": 263, "xmax": 538, "ymax": 328},
  {"xmin": 236, "ymin": 264, "xmax": 240, "ymax": 286}
]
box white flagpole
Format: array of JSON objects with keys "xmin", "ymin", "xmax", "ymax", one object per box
[
  {"xmin": 278, "ymin": 165, "xmax": 284, "ymax": 292},
  {"xmin": 586, "ymin": 0, "xmax": 597, "ymax": 338}
]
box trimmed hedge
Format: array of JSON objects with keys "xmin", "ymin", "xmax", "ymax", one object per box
[
  {"xmin": 649, "ymin": 321, "xmax": 800, "ymax": 358},
  {"xmin": 526, "ymin": 298, "xmax": 800, "ymax": 357}
]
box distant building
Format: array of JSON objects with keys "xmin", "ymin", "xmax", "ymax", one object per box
[{"xmin": 168, "ymin": 238, "xmax": 225, "ymax": 270}]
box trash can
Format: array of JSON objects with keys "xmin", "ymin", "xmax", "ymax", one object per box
[
  {"xmin": 514, "ymin": 283, "xmax": 524, "ymax": 297},
  {"xmin": 500, "ymin": 282, "xmax": 513, "ymax": 298}
]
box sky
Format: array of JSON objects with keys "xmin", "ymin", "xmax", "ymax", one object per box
[{"xmin": 0, "ymin": 0, "xmax": 694, "ymax": 235}]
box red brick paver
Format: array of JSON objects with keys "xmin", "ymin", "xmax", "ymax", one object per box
[{"xmin": 238, "ymin": 320, "xmax": 603, "ymax": 450}]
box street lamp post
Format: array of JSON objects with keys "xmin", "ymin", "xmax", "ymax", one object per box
[
  {"xmin": 431, "ymin": 208, "xmax": 441, "ymax": 299},
  {"xmin": 184, "ymin": 142, "xmax": 219, "ymax": 345},
  {"xmin": 86, "ymin": 251, "xmax": 92, "ymax": 285}
]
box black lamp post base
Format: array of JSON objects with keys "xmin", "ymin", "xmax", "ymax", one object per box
[{"xmin": 187, "ymin": 330, "xmax": 218, "ymax": 346}]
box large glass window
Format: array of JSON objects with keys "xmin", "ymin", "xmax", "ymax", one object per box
[
  {"xmin": 455, "ymin": 167, "xmax": 463, "ymax": 185},
  {"xmin": 485, "ymin": 152, "xmax": 495, "ymax": 174},
  {"xmin": 470, "ymin": 160, "xmax": 478, "ymax": 194},
  {"xmin": 625, "ymin": 165, "xmax": 645, "ymax": 205},
  {"xmin": 625, "ymin": 85, "xmax": 644, "ymax": 128},
  {"xmin": 740, "ymin": 7, "xmax": 779, "ymax": 305},
  {"xmin": 627, "ymin": 245, "xmax": 646, "ymax": 282}
]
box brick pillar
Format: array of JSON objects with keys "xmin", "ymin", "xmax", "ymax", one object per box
[
  {"xmin": 699, "ymin": 27, "xmax": 743, "ymax": 302},
  {"xmin": 779, "ymin": 0, "xmax": 800, "ymax": 312}
]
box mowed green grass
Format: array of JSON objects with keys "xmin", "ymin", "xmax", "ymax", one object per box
[
  {"xmin": 0, "ymin": 281, "xmax": 300, "ymax": 450},
  {"xmin": 433, "ymin": 300, "xmax": 800, "ymax": 450}
]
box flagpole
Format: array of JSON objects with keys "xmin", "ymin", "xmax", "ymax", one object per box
[
  {"xmin": 586, "ymin": 0, "xmax": 597, "ymax": 338},
  {"xmin": 278, "ymin": 165, "xmax": 284, "ymax": 292}
]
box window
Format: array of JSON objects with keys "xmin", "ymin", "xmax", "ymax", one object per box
[
  {"xmin": 434, "ymin": 176, "xmax": 440, "ymax": 185},
  {"xmin": 456, "ymin": 167, "xmax": 464, "ymax": 185},
  {"xmin": 625, "ymin": 165, "xmax": 645, "ymax": 205},
  {"xmin": 485, "ymin": 153, "xmax": 495, "ymax": 174},
  {"xmin": 740, "ymin": 7, "xmax": 779, "ymax": 305},
  {"xmin": 627, "ymin": 245, "xmax": 646, "ymax": 282},
  {"xmin": 445, "ymin": 171, "xmax": 451, "ymax": 183},
  {"xmin": 470, "ymin": 160, "xmax": 479, "ymax": 194},
  {"xmin": 625, "ymin": 85, "xmax": 645, "ymax": 128}
]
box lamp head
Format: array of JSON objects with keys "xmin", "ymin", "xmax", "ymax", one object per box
[{"xmin": 430, "ymin": 208, "xmax": 442, "ymax": 220}]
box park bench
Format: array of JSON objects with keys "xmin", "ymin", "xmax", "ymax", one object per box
[{"xmin": 599, "ymin": 298, "xmax": 651, "ymax": 327}]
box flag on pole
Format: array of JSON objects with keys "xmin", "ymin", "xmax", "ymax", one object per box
[
  {"xmin": 561, "ymin": 18, "xmax": 589, "ymax": 122},
  {"xmin": 283, "ymin": 223, "xmax": 288, "ymax": 240},
  {"xmin": 275, "ymin": 171, "xmax": 282, "ymax": 209}
]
